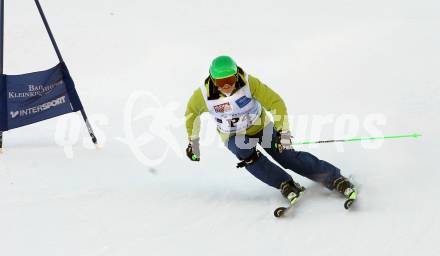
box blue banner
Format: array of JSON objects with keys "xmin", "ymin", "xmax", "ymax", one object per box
[{"xmin": 0, "ymin": 63, "xmax": 84, "ymax": 131}]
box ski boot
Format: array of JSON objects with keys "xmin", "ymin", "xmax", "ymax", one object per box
[
  {"xmin": 333, "ymin": 176, "xmax": 357, "ymax": 209},
  {"xmin": 274, "ymin": 180, "xmax": 305, "ymax": 217}
]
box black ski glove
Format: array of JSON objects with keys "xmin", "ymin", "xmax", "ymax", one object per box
[
  {"xmin": 275, "ymin": 130, "xmax": 294, "ymax": 153},
  {"xmin": 186, "ymin": 138, "xmax": 200, "ymax": 161}
]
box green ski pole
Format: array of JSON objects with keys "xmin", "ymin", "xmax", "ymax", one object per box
[{"xmin": 292, "ymin": 133, "xmax": 422, "ymax": 145}]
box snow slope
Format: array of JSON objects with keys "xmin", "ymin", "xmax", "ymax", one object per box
[{"xmin": 1, "ymin": 0, "xmax": 439, "ymax": 255}]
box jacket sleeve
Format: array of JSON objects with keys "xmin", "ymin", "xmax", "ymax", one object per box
[
  {"xmin": 185, "ymin": 88, "xmax": 208, "ymax": 140},
  {"xmin": 248, "ymin": 75, "xmax": 290, "ymax": 132}
]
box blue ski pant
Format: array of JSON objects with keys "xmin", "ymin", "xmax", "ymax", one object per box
[{"xmin": 225, "ymin": 123, "xmax": 342, "ymax": 190}]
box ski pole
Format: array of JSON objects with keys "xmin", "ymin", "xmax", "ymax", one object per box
[
  {"xmin": 0, "ymin": 0, "xmax": 4, "ymax": 153},
  {"xmin": 292, "ymin": 133, "xmax": 422, "ymax": 145}
]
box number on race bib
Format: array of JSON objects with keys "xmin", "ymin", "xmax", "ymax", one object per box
[{"xmin": 227, "ymin": 117, "xmax": 240, "ymax": 127}]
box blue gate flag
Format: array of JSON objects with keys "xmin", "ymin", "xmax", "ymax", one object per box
[{"xmin": 0, "ymin": 62, "xmax": 84, "ymax": 131}]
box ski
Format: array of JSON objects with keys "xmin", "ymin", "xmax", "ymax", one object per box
[
  {"xmin": 343, "ymin": 189, "xmax": 358, "ymax": 210},
  {"xmin": 274, "ymin": 187, "xmax": 357, "ymax": 217},
  {"xmin": 274, "ymin": 204, "xmax": 294, "ymax": 217},
  {"xmin": 273, "ymin": 191, "xmax": 303, "ymax": 218}
]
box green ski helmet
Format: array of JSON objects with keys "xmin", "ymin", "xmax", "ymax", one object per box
[{"xmin": 209, "ymin": 56, "xmax": 238, "ymax": 79}]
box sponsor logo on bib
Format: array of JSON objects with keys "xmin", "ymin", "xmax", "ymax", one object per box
[
  {"xmin": 235, "ymin": 96, "xmax": 252, "ymax": 108},
  {"xmin": 213, "ymin": 102, "xmax": 232, "ymax": 113}
]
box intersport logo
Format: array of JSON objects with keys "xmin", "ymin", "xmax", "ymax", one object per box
[
  {"xmin": 10, "ymin": 111, "xmax": 19, "ymax": 119},
  {"xmin": 9, "ymin": 96, "xmax": 67, "ymax": 119}
]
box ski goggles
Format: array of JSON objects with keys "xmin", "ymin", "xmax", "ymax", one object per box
[{"xmin": 213, "ymin": 75, "xmax": 237, "ymax": 88}]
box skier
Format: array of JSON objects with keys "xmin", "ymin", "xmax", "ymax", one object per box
[{"xmin": 184, "ymin": 56, "xmax": 357, "ymax": 214}]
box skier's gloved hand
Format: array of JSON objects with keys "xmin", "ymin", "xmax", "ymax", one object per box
[
  {"xmin": 186, "ymin": 138, "xmax": 200, "ymax": 161},
  {"xmin": 276, "ymin": 130, "xmax": 294, "ymax": 153}
]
